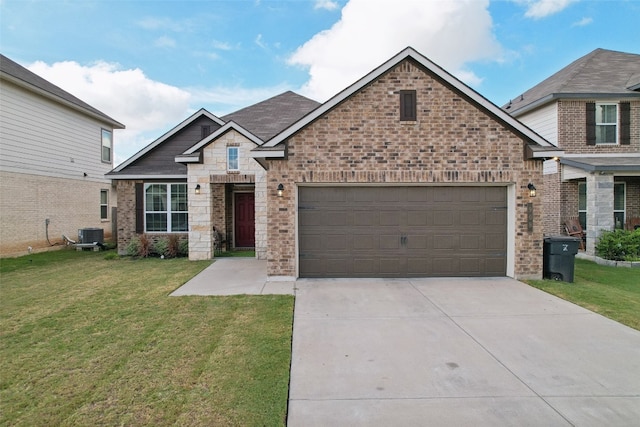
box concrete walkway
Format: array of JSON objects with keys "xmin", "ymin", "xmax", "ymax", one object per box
[
  {"xmin": 288, "ymin": 277, "xmax": 640, "ymax": 426},
  {"xmin": 170, "ymin": 258, "xmax": 294, "ymax": 296}
]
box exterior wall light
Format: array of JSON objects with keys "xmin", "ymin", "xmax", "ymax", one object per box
[
  {"xmin": 527, "ymin": 183, "xmax": 536, "ymax": 197},
  {"xmin": 195, "ymin": 184, "xmax": 201, "ymax": 194},
  {"xmin": 277, "ymin": 183, "xmax": 284, "ymax": 197}
]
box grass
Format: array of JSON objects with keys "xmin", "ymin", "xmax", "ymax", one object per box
[
  {"xmin": 526, "ymin": 258, "xmax": 640, "ymax": 331},
  {"xmin": 0, "ymin": 249, "xmax": 294, "ymax": 426},
  {"xmin": 216, "ymin": 250, "xmax": 256, "ymax": 258}
]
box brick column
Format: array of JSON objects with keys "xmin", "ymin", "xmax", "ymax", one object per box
[{"xmin": 586, "ymin": 173, "xmax": 614, "ymax": 254}]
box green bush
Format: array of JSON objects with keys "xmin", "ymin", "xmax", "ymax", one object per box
[
  {"xmin": 178, "ymin": 238, "xmax": 189, "ymax": 257},
  {"xmin": 126, "ymin": 237, "xmax": 140, "ymax": 257},
  {"xmin": 153, "ymin": 237, "xmax": 169, "ymax": 258},
  {"xmin": 596, "ymin": 229, "xmax": 640, "ymax": 261}
]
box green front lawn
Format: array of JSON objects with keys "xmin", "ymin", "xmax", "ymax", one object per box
[
  {"xmin": 526, "ymin": 258, "xmax": 640, "ymax": 331},
  {"xmin": 0, "ymin": 250, "xmax": 294, "ymax": 426}
]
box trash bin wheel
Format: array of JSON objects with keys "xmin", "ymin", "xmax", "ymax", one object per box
[{"xmin": 549, "ymin": 273, "xmax": 563, "ymax": 281}]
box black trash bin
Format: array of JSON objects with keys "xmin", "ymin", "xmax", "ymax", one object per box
[{"xmin": 543, "ymin": 236, "xmax": 581, "ymax": 282}]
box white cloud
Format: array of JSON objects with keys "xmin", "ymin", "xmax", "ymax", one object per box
[
  {"xmin": 211, "ymin": 40, "xmax": 233, "ymax": 50},
  {"xmin": 289, "ymin": 0, "xmax": 502, "ymax": 101},
  {"xmin": 314, "ymin": 0, "xmax": 340, "ymax": 11},
  {"xmin": 518, "ymin": 0, "xmax": 577, "ymax": 19},
  {"xmin": 27, "ymin": 60, "xmax": 191, "ymax": 166},
  {"xmin": 572, "ymin": 16, "xmax": 593, "ymax": 27}
]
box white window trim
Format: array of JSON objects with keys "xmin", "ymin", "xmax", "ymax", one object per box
[
  {"xmin": 227, "ymin": 146, "xmax": 239, "ymax": 171},
  {"xmin": 614, "ymin": 182, "xmax": 626, "ymax": 229},
  {"xmin": 595, "ymin": 102, "xmax": 618, "ymax": 145},
  {"xmin": 100, "ymin": 189, "xmax": 109, "ymax": 220},
  {"xmin": 143, "ymin": 183, "xmax": 188, "ymax": 233},
  {"xmin": 578, "ymin": 182, "xmax": 587, "ymax": 230},
  {"xmin": 101, "ymin": 129, "xmax": 113, "ymax": 163}
]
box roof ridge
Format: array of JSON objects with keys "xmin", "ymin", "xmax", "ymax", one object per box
[{"xmin": 556, "ymin": 48, "xmax": 602, "ymax": 93}]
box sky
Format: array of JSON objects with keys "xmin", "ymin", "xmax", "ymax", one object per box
[{"xmin": 1, "ymin": 0, "xmax": 639, "ymax": 166}]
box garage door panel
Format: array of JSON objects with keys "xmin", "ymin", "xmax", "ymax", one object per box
[{"xmin": 298, "ymin": 186, "xmax": 506, "ymax": 278}]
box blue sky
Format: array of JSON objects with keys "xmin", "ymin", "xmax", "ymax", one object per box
[{"xmin": 2, "ymin": 0, "xmax": 639, "ymax": 165}]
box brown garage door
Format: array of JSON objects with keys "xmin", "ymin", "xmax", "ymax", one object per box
[{"xmin": 298, "ymin": 186, "xmax": 507, "ymax": 278}]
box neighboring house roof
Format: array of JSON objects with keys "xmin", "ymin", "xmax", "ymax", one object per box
[
  {"xmin": 222, "ymin": 91, "xmax": 320, "ymax": 141},
  {"xmin": 504, "ymin": 48, "xmax": 640, "ymax": 116},
  {"xmin": 253, "ymin": 46, "xmax": 556, "ymax": 163},
  {"xmin": 108, "ymin": 108, "xmax": 224, "ymax": 175},
  {"xmin": 561, "ymin": 156, "xmax": 640, "ymax": 173},
  {"xmin": 0, "ymin": 54, "xmax": 125, "ymax": 129}
]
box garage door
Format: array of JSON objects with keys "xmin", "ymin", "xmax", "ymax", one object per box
[{"xmin": 298, "ymin": 186, "xmax": 507, "ymax": 278}]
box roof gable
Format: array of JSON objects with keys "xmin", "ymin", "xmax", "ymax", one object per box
[
  {"xmin": 0, "ymin": 54, "xmax": 124, "ymax": 129},
  {"xmin": 257, "ymin": 47, "xmax": 552, "ymax": 152},
  {"xmin": 109, "ymin": 108, "xmax": 223, "ymax": 175},
  {"xmin": 505, "ymin": 48, "xmax": 640, "ymax": 115}
]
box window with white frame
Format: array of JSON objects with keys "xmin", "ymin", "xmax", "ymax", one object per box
[
  {"xmin": 595, "ymin": 103, "xmax": 617, "ymax": 144},
  {"xmin": 578, "ymin": 182, "xmax": 587, "ymax": 230},
  {"xmin": 144, "ymin": 183, "xmax": 188, "ymax": 232},
  {"xmin": 614, "ymin": 182, "xmax": 625, "ymax": 229},
  {"xmin": 100, "ymin": 189, "xmax": 109, "ymax": 220},
  {"xmin": 101, "ymin": 129, "xmax": 112, "ymax": 162},
  {"xmin": 227, "ymin": 146, "xmax": 239, "ymax": 171}
]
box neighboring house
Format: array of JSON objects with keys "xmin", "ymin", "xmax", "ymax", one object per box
[
  {"xmin": 504, "ymin": 48, "xmax": 640, "ymax": 254},
  {"xmin": 110, "ymin": 47, "xmax": 558, "ymax": 279},
  {"xmin": 0, "ymin": 54, "xmax": 125, "ymax": 256},
  {"xmin": 106, "ymin": 91, "xmax": 320, "ymax": 259}
]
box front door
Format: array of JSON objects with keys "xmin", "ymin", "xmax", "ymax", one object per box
[{"xmin": 234, "ymin": 192, "xmax": 255, "ymax": 248}]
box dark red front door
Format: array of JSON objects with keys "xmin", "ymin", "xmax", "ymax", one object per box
[{"xmin": 234, "ymin": 193, "xmax": 255, "ymax": 248}]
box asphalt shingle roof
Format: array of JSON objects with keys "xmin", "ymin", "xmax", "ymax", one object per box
[
  {"xmin": 504, "ymin": 48, "xmax": 640, "ymax": 115},
  {"xmin": 222, "ymin": 91, "xmax": 320, "ymax": 141},
  {"xmin": 0, "ymin": 54, "xmax": 124, "ymax": 128}
]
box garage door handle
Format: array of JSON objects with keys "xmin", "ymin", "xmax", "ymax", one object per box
[{"xmin": 400, "ymin": 235, "xmax": 407, "ymax": 246}]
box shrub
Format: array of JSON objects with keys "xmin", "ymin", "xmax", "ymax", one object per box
[
  {"xmin": 153, "ymin": 237, "xmax": 169, "ymax": 258},
  {"xmin": 596, "ymin": 229, "xmax": 640, "ymax": 261},
  {"xmin": 167, "ymin": 235, "xmax": 180, "ymax": 258},
  {"xmin": 178, "ymin": 238, "xmax": 189, "ymax": 257},
  {"xmin": 104, "ymin": 252, "xmax": 119, "ymax": 261},
  {"xmin": 126, "ymin": 237, "xmax": 140, "ymax": 257}
]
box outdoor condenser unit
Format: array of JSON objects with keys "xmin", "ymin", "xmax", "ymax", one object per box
[{"xmin": 78, "ymin": 228, "xmax": 104, "ymax": 244}]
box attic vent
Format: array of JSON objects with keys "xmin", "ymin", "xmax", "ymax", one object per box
[
  {"xmin": 201, "ymin": 125, "xmax": 211, "ymax": 139},
  {"xmin": 399, "ymin": 90, "xmax": 416, "ymax": 121}
]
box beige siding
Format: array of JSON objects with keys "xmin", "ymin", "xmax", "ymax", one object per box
[
  {"xmin": 0, "ymin": 80, "xmax": 114, "ymax": 180},
  {"xmin": 518, "ymin": 103, "xmax": 558, "ymax": 146}
]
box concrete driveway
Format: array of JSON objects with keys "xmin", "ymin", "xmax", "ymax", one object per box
[{"xmin": 288, "ymin": 277, "xmax": 640, "ymax": 426}]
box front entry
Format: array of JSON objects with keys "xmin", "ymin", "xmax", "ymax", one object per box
[{"xmin": 234, "ymin": 192, "xmax": 255, "ymax": 248}]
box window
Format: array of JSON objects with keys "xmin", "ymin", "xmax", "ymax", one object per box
[
  {"xmin": 100, "ymin": 190, "xmax": 109, "ymax": 220},
  {"xmin": 586, "ymin": 102, "xmax": 630, "ymax": 145},
  {"xmin": 578, "ymin": 182, "xmax": 586, "ymax": 230},
  {"xmin": 144, "ymin": 183, "xmax": 188, "ymax": 232},
  {"xmin": 227, "ymin": 146, "xmax": 239, "ymax": 171},
  {"xmin": 595, "ymin": 103, "xmax": 617, "ymax": 144},
  {"xmin": 101, "ymin": 129, "xmax": 112, "ymax": 162},
  {"xmin": 399, "ymin": 90, "xmax": 417, "ymax": 121},
  {"xmin": 614, "ymin": 182, "xmax": 625, "ymax": 229}
]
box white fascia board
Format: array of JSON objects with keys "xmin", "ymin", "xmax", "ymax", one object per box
[
  {"xmin": 183, "ymin": 121, "xmax": 263, "ymax": 155},
  {"xmin": 175, "ymin": 153, "xmax": 202, "ymax": 163},
  {"xmin": 111, "ymin": 108, "xmax": 224, "ymax": 172},
  {"xmin": 107, "ymin": 174, "xmax": 187, "ymax": 180},
  {"xmin": 249, "ymin": 150, "xmax": 285, "ymax": 159},
  {"xmin": 262, "ymin": 46, "xmax": 553, "ymax": 149}
]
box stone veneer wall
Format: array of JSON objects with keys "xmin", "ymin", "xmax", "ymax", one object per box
[
  {"xmin": 187, "ymin": 129, "xmax": 267, "ymax": 260},
  {"xmin": 264, "ymin": 59, "xmax": 544, "ymax": 279}
]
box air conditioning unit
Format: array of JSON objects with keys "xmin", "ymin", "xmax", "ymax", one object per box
[{"xmin": 78, "ymin": 228, "xmax": 104, "ymax": 244}]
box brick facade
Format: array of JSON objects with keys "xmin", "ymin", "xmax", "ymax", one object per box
[
  {"xmin": 264, "ymin": 59, "xmax": 544, "ymax": 279},
  {"xmin": 1, "ymin": 171, "xmax": 115, "ymax": 256}
]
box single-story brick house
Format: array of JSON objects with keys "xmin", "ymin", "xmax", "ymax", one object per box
[{"xmin": 110, "ymin": 47, "xmax": 561, "ymax": 279}]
